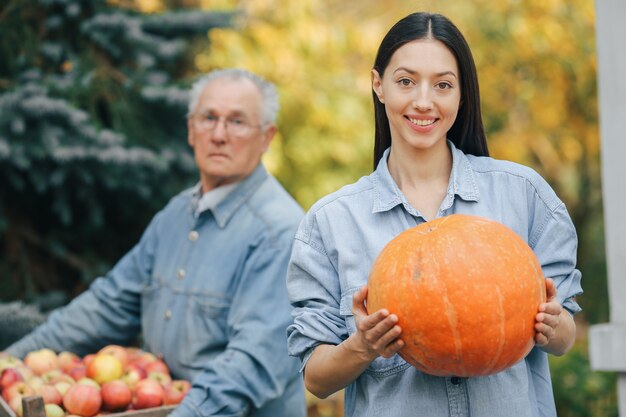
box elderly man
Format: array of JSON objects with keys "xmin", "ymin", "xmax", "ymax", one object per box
[{"xmin": 6, "ymin": 69, "xmax": 306, "ymax": 417}]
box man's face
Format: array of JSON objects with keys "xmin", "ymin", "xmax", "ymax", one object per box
[{"xmin": 187, "ymin": 77, "xmax": 275, "ymax": 192}]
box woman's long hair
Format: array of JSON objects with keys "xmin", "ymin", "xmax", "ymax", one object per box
[{"xmin": 372, "ymin": 12, "xmax": 489, "ymax": 169}]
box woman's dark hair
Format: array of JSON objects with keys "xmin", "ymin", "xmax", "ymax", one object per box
[{"xmin": 372, "ymin": 12, "xmax": 489, "ymax": 169}]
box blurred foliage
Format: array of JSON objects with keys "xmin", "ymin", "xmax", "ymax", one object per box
[
  {"xmin": 549, "ymin": 330, "xmax": 618, "ymax": 417},
  {"xmin": 193, "ymin": 0, "xmax": 607, "ymax": 324}
]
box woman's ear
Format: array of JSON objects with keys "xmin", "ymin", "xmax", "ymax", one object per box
[{"xmin": 371, "ymin": 69, "xmax": 385, "ymax": 104}]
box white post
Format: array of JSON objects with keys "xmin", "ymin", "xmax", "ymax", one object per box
[{"xmin": 589, "ymin": 1, "xmax": 626, "ymax": 415}]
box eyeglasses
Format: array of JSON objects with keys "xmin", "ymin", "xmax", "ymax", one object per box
[{"xmin": 190, "ymin": 113, "xmax": 262, "ymax": 138}]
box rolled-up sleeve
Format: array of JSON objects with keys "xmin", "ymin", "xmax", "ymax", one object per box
[
  {"xmin": 286, "ymin": 216, "xmax": 347, "ymax": 368},
  {"xmin": 531, "ymin": 202, "xmax": 583, "ymax": 315}
]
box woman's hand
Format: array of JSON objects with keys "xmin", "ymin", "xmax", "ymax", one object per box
[
  {"xmin": 349, "ymin": 285, "xmax": 404, "ymax": 362},
  {"xmin": 534, "ymin": 278, "xmax": 576, "ymax": 355},
  {"xmin": 303, "ymin": 285, "xmax": 405, "ymax": 398},
  {"xmin": 534, "ymin": 278, "xmax": 562, "ymax": 347}
]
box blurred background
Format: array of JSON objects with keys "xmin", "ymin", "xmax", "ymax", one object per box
[{"xmin": 0, "ymin": 0, "xmax": 615, "ymax": 415}]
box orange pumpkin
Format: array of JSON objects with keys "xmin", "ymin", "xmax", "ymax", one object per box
[{"xmin": 366, "ymin": 214, "xmax": 546, "ymax": 377}]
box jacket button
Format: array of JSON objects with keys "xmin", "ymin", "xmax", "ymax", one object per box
[
  {"xmin": 177, "ymin": 269, "xmax": 186, "ymax": 279},
  {"xmin": 188, "ymin": 230, "xmax": 199, "ymax": 241},
  {"xmin": 164, "ymin": 310, "xmax": 172, "ymax": 320}
]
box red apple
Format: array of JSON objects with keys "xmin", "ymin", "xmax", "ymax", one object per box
[
  {"xmin": 163, "ymin": 380, "xmax": 191, "ymax": 405},
  {"xmin": 35, "ymin": 384, "xmax": 63, "ymax": 405},
  {"xmin": 68, "ymin": 364, "xmax": 87, "ymax": 381},
  {"xmin": 86, "ymin": 354, "xmax": 123, "ymax": 384},
  {"xmin": 57, "ymin": 351, "xmax": 82, "ymax": 374},
  {"xmin": 101, "ymin": 380, "xmax": 132, "ymax": 411},
  {"xmin": 76, "ymin": 377, "xmax": 100, "ymax": 389},
  {"xmin": 125, "ymin": 348, "xmax": 143, "ymax": 363},
  {"xmin": 44, "ymin": 403, "xmax": 65, "ymax": 417},
  {"xmin": 41, "ymin": 370, "xmax": 63, "ymax": 384},
  {"xmin": 63, "ymin": 383, "xmax": 102, "ymax": 417},
  {"xmin": 144, "ymin": 360, "xmax": 169, "ymax": 376},
  {"xmin": 147, "ymin": 371, "xmax": 171, "ymax": 386},
  {"xmin": 132, "ymin": 378, "xmax": 163, "ymax": 409},
  {"xmin": 121, "ymin": 364, "xmax": 146, "ymax": 389},
  {"xmin": 54, "ymin": 380, "xmax": 73, "ymax": 396},
  {"xmin": 98, "ymin": 345, "xmax": 129, "ymax": 368},
  {"xmin": 0, "ymin": 355, "xmax": 23, "ymax": 373},
  {"xmin": 130, "ymin": 352, "xmax": 157, "ymax": 370},
  {"xmin": 82, "ymin": 354, "xmax": 96, "ymax": 368},
  {"xmin": 1, "ymin": 381, "xmax": 35, "ymax": 403},
  {"xmin": 13, "ymin": 366, "xmax": 33, "ymax": 381},
  {"xmin": 27, "ymin": 376, "xmax": 45, "ymax": 391},
  {"xmin": 0, "ymin": 368, "xmax": 24, "ymax": 391},
  {"xmin": 24, "ymin": 348, "xmax": 59, "ymax": 376}
]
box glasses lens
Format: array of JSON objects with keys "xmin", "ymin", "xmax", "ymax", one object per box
[
  {"xmin": 228, "ymin": 120, "xmax": 249, "ymax": 137},
  {"xmin": 193, "ymin": 114, "xmax": 256, "ymax": 137}
]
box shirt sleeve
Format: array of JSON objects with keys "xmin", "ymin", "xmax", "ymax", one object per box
[
  {"xmin": 169, "ymin": 238, "xmax": 302, "ymax": 417},
  {"xmin": 6, "ymin": 211, "xmax": 162, "ymax": 358},
  {"xmin": 530, "ymin": 201, "xmax": 583, "ymax": 315},
  {"xmin": 285, "ymin": 216, "xmax": 347, "ymax": 367}
]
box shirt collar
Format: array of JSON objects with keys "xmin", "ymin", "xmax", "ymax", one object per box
[
  {"xmin": 372, "ymin": 140, "xmax": 480, "ymax": 214},
  {"xmin": 191, "ymin": 164, "xmax": 269, "ymax": 228},
  {"xmin": 192, "ymin": 182, "xmax": 239, "ymax": 217}
]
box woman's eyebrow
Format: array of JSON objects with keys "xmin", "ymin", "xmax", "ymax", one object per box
[{"xmin": 392, "ymin": 67, "xmax": 457, "ymax": 79}]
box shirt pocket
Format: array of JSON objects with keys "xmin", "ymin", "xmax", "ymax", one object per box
[
  {"xmin": 178, "ymin": 292, "xmax": 231, "ymax": 367},
  {"xmin": 339, "ymin": 292, "xmax": 411, "ymax": 377}
]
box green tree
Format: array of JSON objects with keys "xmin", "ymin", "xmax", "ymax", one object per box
[{"xmin": 0, "ymin": 0, "xmax": 233, "ymax": 306}]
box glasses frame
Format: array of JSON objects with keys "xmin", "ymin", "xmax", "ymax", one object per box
[{"xmin": 190, "ymin": 112, "xmax": 264, "ymax": 138}]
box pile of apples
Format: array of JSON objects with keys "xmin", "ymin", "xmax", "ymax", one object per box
[{"xmin": 0, "ymin": 345, "xmax": 191, "ymax": 417}]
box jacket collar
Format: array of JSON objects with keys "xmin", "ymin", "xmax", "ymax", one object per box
[{"xmin": 372, "ymin": 140, "xmax": 480, "ymax": 215}]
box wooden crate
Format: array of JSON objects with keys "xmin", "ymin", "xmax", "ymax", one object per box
[{"xmin": 0, "ymin": 396, "xmax": 176, "ymax": 417}]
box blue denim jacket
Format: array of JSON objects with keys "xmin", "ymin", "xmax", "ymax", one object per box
[
  {"xmin": 8, "ymin": 164, "xmax": 306, "ymax": 417},
  {"xmin": 287, "ymin": 143, "xmax": 582, "ymax": 417}
]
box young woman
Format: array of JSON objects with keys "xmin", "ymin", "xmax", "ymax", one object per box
[{"xmin": 286, "ymin": 12, "xmax": 582, "ymax": 417}]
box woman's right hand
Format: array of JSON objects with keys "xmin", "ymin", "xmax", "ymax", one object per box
[
  {"xmin": 303, "ymin": 284, "xmax": 405, "ymax": 398},
  {"xmin": 349, "ymin": 285, "xmax": 404, "ymax": 362}
]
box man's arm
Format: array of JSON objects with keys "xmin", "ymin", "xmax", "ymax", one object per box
[{"xmin": 6, "ymin": 212, "xmax": 161, "ymax": 358}]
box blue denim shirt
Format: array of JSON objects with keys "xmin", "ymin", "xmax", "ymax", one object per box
[
  {"xmin": 287, "ymin": 143, "xmax": 582, "ymax": 417},
  {"xmin": 8, "ymin": 164, "xmax": 307, "ymax": 417}
]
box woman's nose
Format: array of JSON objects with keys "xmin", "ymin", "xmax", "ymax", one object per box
[{"xmin": 412, "ymin": 85, "xmax": 434, "ymax": 111}]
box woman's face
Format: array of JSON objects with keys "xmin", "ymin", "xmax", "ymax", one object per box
[{"xmin": 372, "ymin": 39, "xmax": 461, "ymax": 153}]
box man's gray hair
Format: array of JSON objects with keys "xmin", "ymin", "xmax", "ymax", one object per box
[{"xmin": 187, "ymin": 68, "xmax": 279, "ymax": 126}]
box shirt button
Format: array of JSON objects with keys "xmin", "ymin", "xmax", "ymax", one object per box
[
  {"xmin": 188, "ymin": 230, "xmax": 199, "ymax": 241},
  {"xmin": 177, "ymin": 269, "xmax": 186, "ymax": 279},
  {"xmin": 164, "ymin": 310, "xmax": 172, "ymax": 320},
  {"xmin": 451, "ymin": 376, "xmax": 462, "ymax": 385}
]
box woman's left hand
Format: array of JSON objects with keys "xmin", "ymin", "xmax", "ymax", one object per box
[{"xmin": 534, "ymin": 278, "xmax": 562, "ymax": 347}]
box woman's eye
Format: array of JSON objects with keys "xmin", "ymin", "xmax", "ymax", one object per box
[
  {"xmin": 436, "ymin": 82, "xmax": 452, "ymax": 89},
  {"xmin": 399, "ymin": 78, "xmax": 412, "ymax": 86}
]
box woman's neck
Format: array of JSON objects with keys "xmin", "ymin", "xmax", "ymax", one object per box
[
  {"xmin": 387, "ymin": 139, "xmax": 453, "ymax": 221},
  {"xmin": 387, "ymin": 139, "xmax": 452, "ymax": 189}
]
